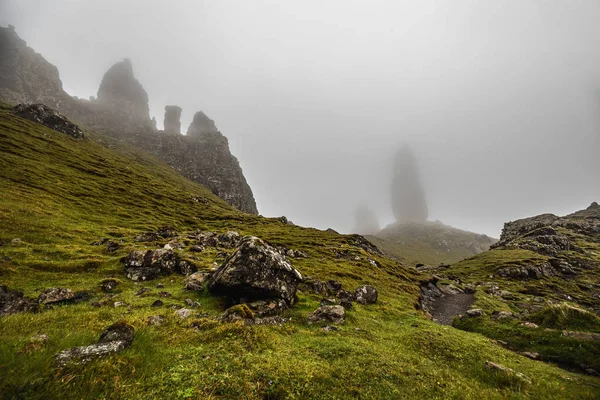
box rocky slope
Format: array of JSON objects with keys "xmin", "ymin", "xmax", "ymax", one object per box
[
  {"xmin": 420, "ymin": 203, "xmax": 600, "ymax": 374},
  {"xmin": 367, "ymin": 220, "xmax": 497, "ymax": 266},
  {"xmin": 0, "ymin": 26, "xmax": 257, "ymax": 214},
  {"xmin": 1, "ymin": 105, "xmax": 599, "ymax": 398}
]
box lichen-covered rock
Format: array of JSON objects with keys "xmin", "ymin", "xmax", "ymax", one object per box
[
  {"xmin": 0, "ymin": 285, "xmax": 37, "ymax": 316},
  {"xmin": 184, "ymin": 272, "xmax": 209, "ymax": 291},
  {"xmin": 99, "ymin": 279, "xmax": 120, "ymax": 292},
  {"xmin": 12, "ymin": 104, "xmax": 84, "ymax": 139},
  {"xmin": 54, "ymin": 321, "xmax": 134, "ymax": 367},
  {"xmin": 307, "ymin": 305, "xmax": 345, "ymax": 325},
  {"xmin": 207, "ymin": 236, "xmax": 302, "ymax": 305},
  {"xmin": 221, "ymin": 304, "xmax": 254, "ymax": 322},
  {"xmin": 354, "ymin": 285, "xmax": 378, "ymax": 304},
  {"xmin": 122, "ymin": 249, "xmax": 195, "ymax": 281},
  {"xmin": 217, "ymin": 231, "xmax": 241, "ymax": 248},
  {"xmin": 38, "ymin": 288, "xmax": 75, "ymax": 304}
]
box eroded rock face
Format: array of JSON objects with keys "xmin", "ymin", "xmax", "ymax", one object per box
[
  {"xmin": 186, "ymin": 111, "xmax": 219, "ymax": 138},
  {"xmin": 207, "ymin": 236, "xmax": 303, "ymax": 305},
  {"xmin": 54, "ymin": 321, "xmax": 134, "ymax": 367},
  {"xmin": 97, "ymin": 59, "xmax": 150, "ymax": 121},
  {"xmin": 163, "ymin": 105, "xmax": 182, "ymax": 134},
  {"xmin": 0, "ymin": 27, "xmax": 258, "ymax": 215},
  {"xmin": 494, "ymin": 214, "xmax": 560, "ymax": 244},
  {"xmin": 12, "ymin": 104, "xmax": 84, "ymax": 139}
]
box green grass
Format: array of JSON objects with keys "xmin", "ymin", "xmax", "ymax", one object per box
[{"xmin": 1, "ymin": 108, "xmax": 600, "ymax": 399}]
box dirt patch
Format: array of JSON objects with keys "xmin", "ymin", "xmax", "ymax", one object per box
[{"xmin": 431, "ymin": 293, "xmax": 475, "ymax": 325}]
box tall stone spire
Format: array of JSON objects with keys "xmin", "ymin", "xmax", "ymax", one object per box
[
  {"xmin": 164, "ymin": 105, "xmax": 182, "ymax": 134},
  {"xmin": 391, "ymin": 145, "xmax": 428, "ymax": 223}
]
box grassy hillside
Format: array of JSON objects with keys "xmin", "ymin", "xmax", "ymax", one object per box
[
  {"xmin": 1, "ymin": 105, "xmax": 599, "ymax": 399},
  {"xmin": 368, "ymin": 220, "xmax": 497, "ymax": 267}
]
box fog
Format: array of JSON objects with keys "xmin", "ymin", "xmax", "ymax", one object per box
[{"xmin": 2, "ymin": 0, "xmax": 599, "ymax": 237}]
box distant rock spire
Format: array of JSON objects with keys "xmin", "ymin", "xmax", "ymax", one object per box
[
  {"xmin": 354, "ymin": 205, "xmax": 380, "ymax": 235},
  {"xmin": 97, "ymin": 58, "xmax": 150, "ymax": 120},
  {"xmin": 164, "ymin": 105, "xmax": 182, "ymax": 134},
  {"xmin": 186, "ymin": 111, "xmax": 219, "ymax": 138},
  {"xmin": 391, "ymin": 145, "xmax": 428, "ymax": 223}
]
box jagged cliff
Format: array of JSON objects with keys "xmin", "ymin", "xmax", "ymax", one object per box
[{"xmin": 0, "ymin": 25, "xmax": 258, "ymax": 214}]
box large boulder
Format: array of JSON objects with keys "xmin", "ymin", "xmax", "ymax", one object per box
[{"xmin": 207, "ymin": 236, "xmax": 302, "ymax": 305}]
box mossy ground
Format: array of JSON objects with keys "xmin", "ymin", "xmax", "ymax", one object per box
[{"xmin": 1, "ymin": 108, "xmax": 599, "ymax": 399}]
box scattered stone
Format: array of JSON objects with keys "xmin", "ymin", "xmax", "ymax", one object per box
[
  {"xmin": 151, "ymin": 300, "xmax": 163, "ymax": 307},
  {"xmin": 122, "ymin": 249, "xmax": 194, "ymax": 281},
  {"xmin": 190, "ymin": 245, "xmax": 205, "ymax": 253},
  {"xmin": 0, "ymin": 285, "xmax": 38, "ymax": 316},
  {"xmin": 561, "ymin": 330, "xmax": 600, "ymax": 341},
  {"xmin": 320, "ymin": 298, "xmax": 338, "ymax": 306},
  {"xmin": 484, "ymin": 361, "xmax": 532, "ymax": 384},
  {"xmin": 326, "ymin": 280, "xmax": 343, "ymax": 293},
  {"xmin": 520, "ymin": 322, "xmax": 539, "ymax": 329},
  {"xmin": 12, "ymin": 103, "xmax": 84, "ymax": 139},
  {"xmin": 253, "ymin": 316, "xmax": 290, "ymax": 326},
  {"xmin": 135, "ymin": 287, "xmax": 151, "ymax": 296},
  {"xmin": 465, "ymin": 308, "xmax": 483, "ymax": 318},
  {"xmin": 11, "ymin": 238, "xmax": 22, "ymax": 246},
  {"xmin": 90, "ymin": 302, "xmax": 101, "ymax": 308},
  {"xmin": 246, "ymin": 299, "xmax": 287, "ymax": 317},
  {"xmin": 323, "ymin": 325, "xmax": 339, "ymax": 332},
  {"xmin": 221, "ymin": 304, "xmax": 254, "ymax": 323},
  {"xmin": 184, "ymin": 272, "xmax": 208, "ymax": 291},
  {"xmin": 491, "ymin": 311, "xmax": 515, "ymax": 321},
  {"xmin": 157, "ymin": 291, "xmax": 171, "ymax": 298},
  {"xmin": 520, "ymin": 351, "xmax": 540, "ymax": 360},
  {"xmin": 113, "ymin": 301, "xmax": 125, "ymax": 308},
  {"xmin": 38, "ymin": 288, "xmax": 74, "ymax": 305},
  {"xmin": 299, "ymin": 278, "xmax": 327, "ymax": 296},
  {"xmin": 217, "ymin": 231, "xmax": 240, "ymax": 248},
  {"xmin": 147, "ymin": 315, "xmax": 165, "ymax": 326},
  {"xmin": 354, "ymin": 285, "xmax": 378, "ymax": 304},
  {"xmin": 500, "ymin": 290, "xmax": 516, "ymax": 300},
  {"xmin": 175, "ymin": 308, "xmax": 193, "ymax": 319},
  {"xmin": 339, "ymin": 298, "xmax": 353, "ymax": 309},
  {"xmin": 54, "ymin": 321, "xmax": 134, "ymax": 367},
  {"xmin": 156, "ymin": 283, "xmax": 164, "ymax": 288},
  {"xmin": 308, "ymin": 305, "xmax": 345, "ymax": 325},
  {"xmin": 99, "ymin": 279, "xmax": 119, "ymax": 292},
  {"xmin": 207, "ymin": 236, "xmax": 302, "ymax": 305},
  {"xmin": 22, "ymin": 334, "xmax": 49, "ymax": 353}
]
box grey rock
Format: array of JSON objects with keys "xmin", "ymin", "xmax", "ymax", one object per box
[
  {"xmin": 0, "ymin": 285, "xmax": 38, "ymax": 316},
  {"xmin": 38, "ymin": 288, "xmax": 74, "ymax": 305},
  {"xmin": 12, "ymin": 103, "xmax": 84, "ymax": 138},
  {"xmin": 147, "ymin": 315, "xmax": 165, "ymax": 326},
  {"xmin": 465, "ymin": 308, "xmax": 483, "ymax": 317},
  {"xmin": 207, "ymin": 236, "xmax": 302, "ymax": 305},
  {"xmin": 184, "ymin": 272, "xmax": 208, "ymax": 291},
  {"xmin": 308, "ymin": 305, "xmax": 345, "ymax": 325},
  {"xmin": 163, "ymin": 105, "xmax": 182, "ymax": 134},
  {"xmin": 354, "ymin": 285, "xmax": 378, "ymax": 305}
]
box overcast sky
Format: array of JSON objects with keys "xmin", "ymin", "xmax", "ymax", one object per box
[{"xmin": 2, "ymin": 0, "xmax": 599, "ymax": 237}]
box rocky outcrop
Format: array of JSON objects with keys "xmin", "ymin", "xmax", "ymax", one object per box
[
  {"xmin": 164, "ymin": 105, "xmax": 182, "ymax": 134},
  {"xmin": 391, "ymin": 145, "xmax": 428, "ymax": 223},
  {"xmin": 207, "ymin": 236, "xmax": 303, "ymax": 305},
  {"xmin": 186, "ymin": 111, "xmax": 219, "ymax": 138},
  {"xmin": 0, "ymin": 26, "xmax": 69, "ymax": 109},
  {"xmin": 0, "ymin": 27, "xmax": 258, "ymax": 215},
  {"xmin": 0, "ymin": 285, "xmax": 37, "ymax": 316},
  {"xmin": 11, "ymin": 104, "xmax": 84, "ymax": 139},
  {"xmin": 122, "ymin": 249, "xmax": 197, "ymax": 281},
  {"xmin": 494, "ymin": 214, "xmax": 561, "ymax": 245}
]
